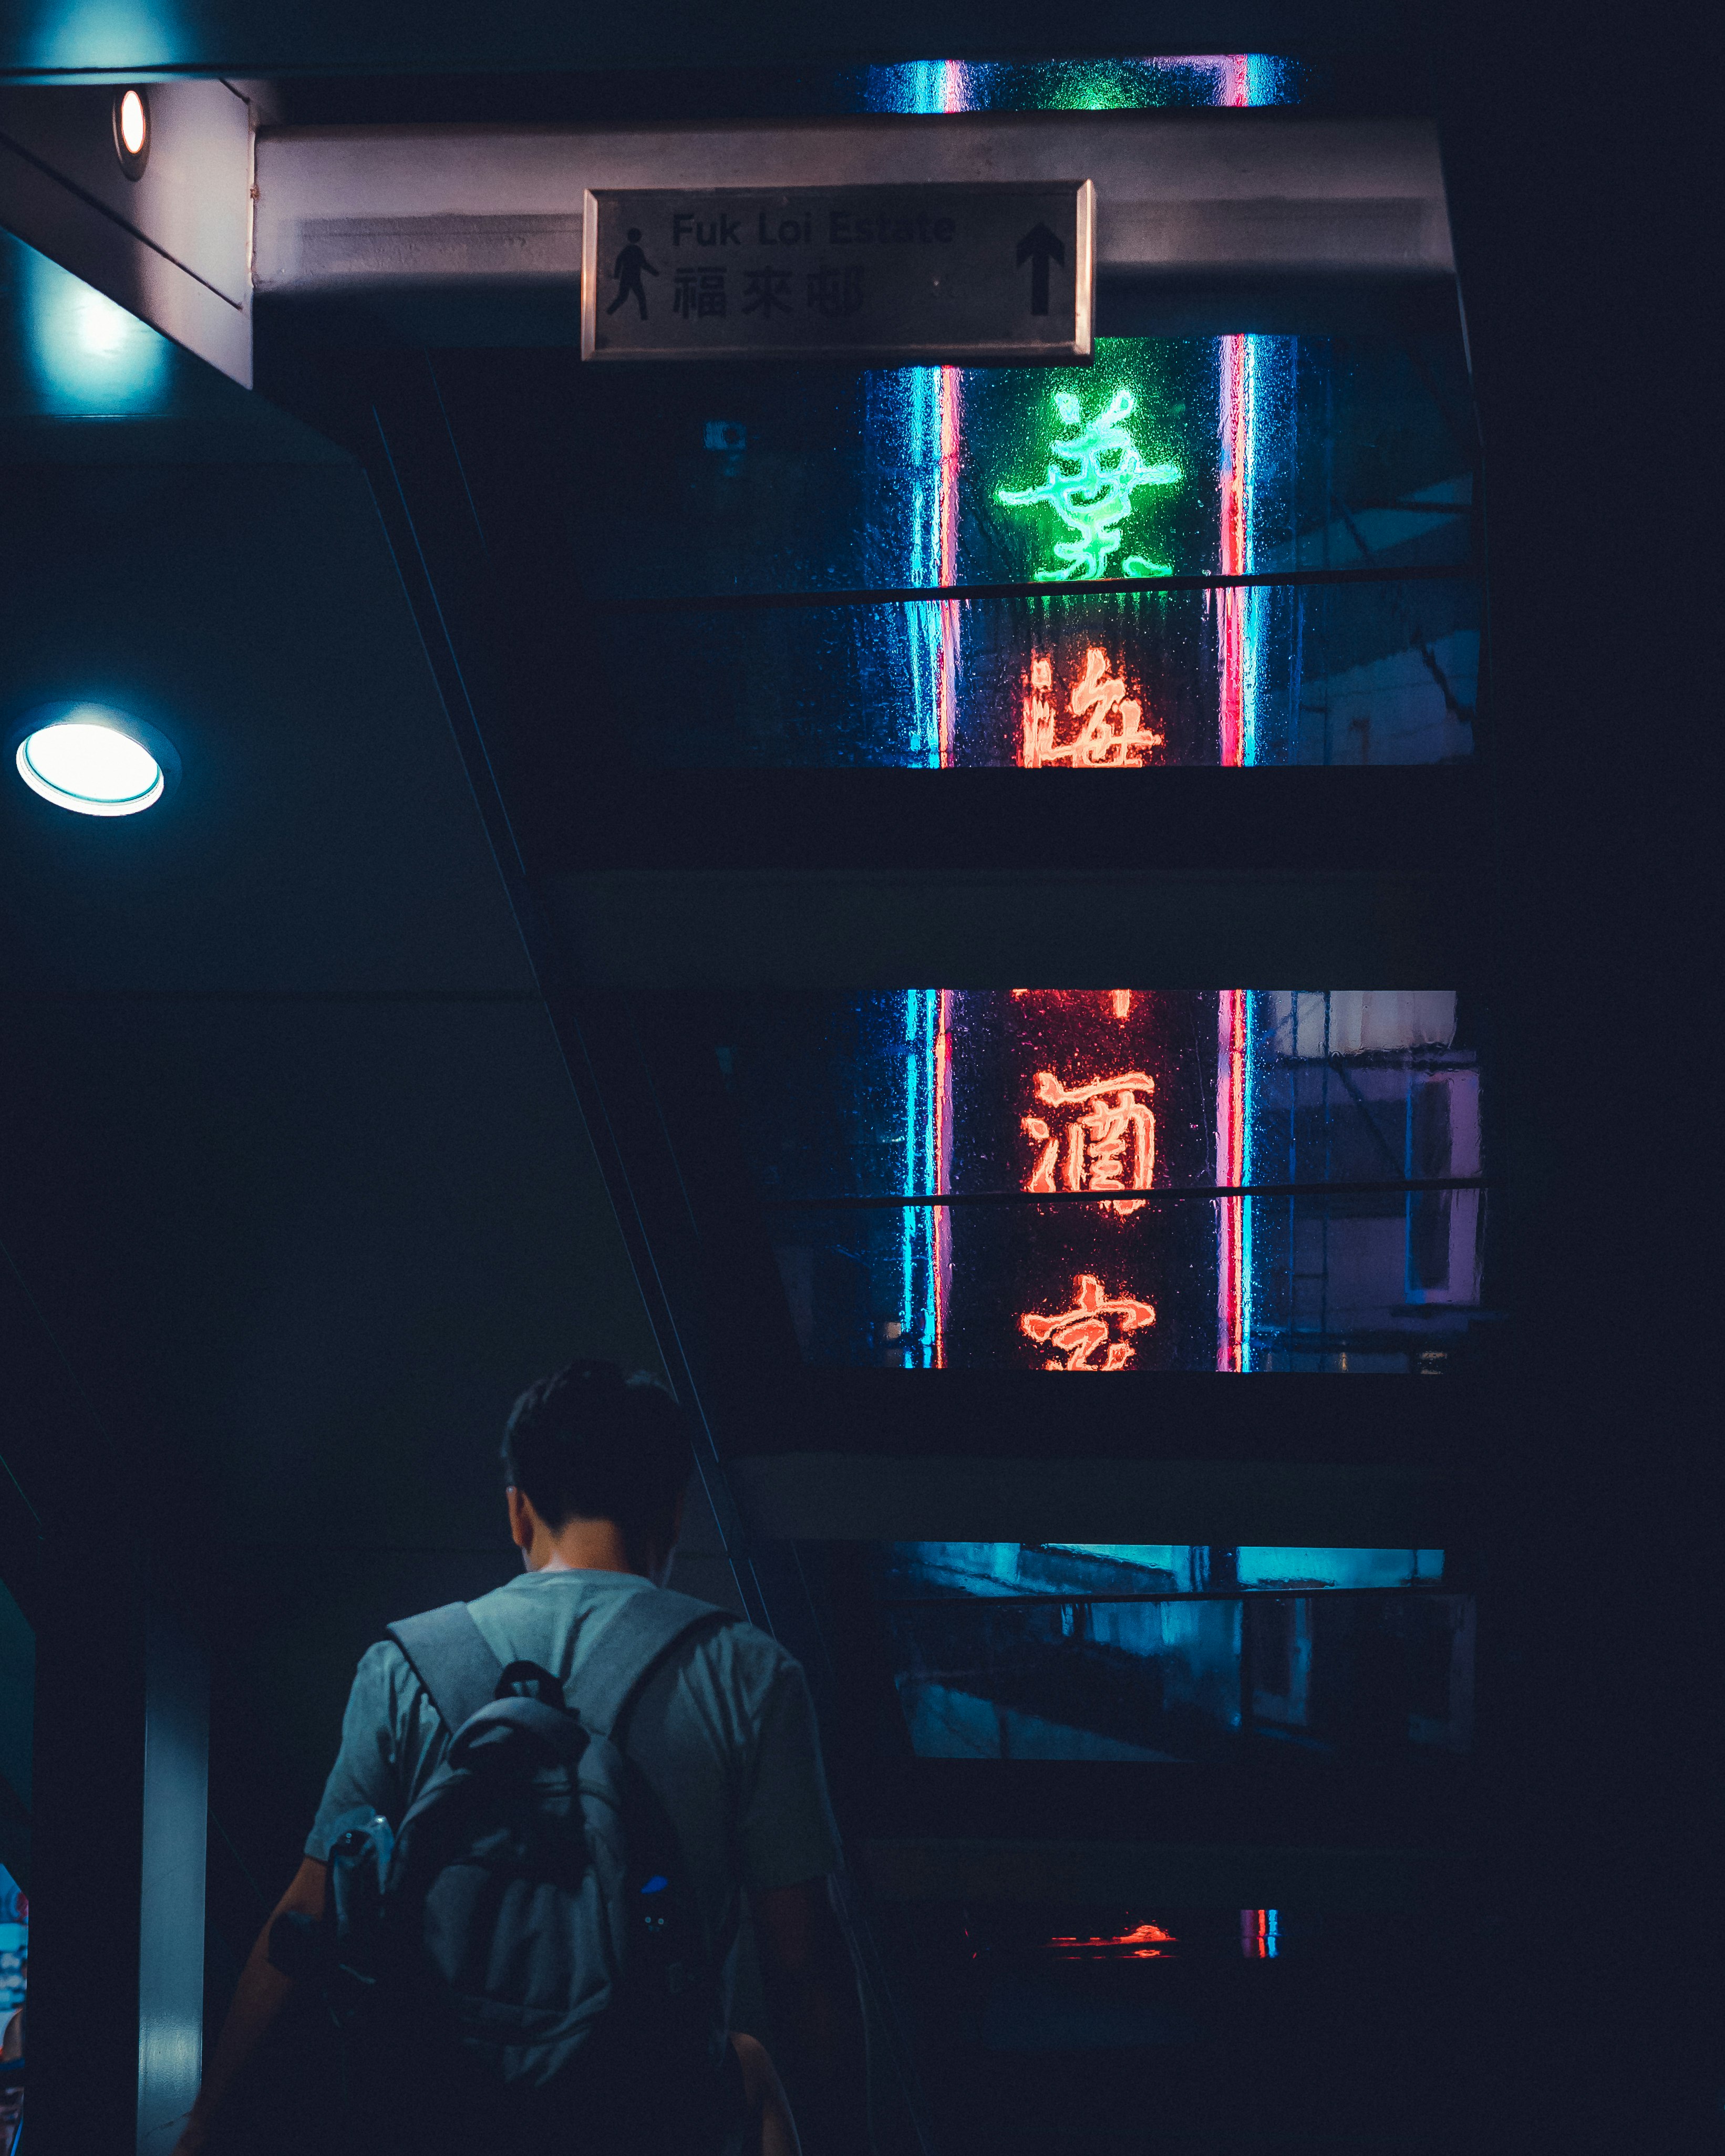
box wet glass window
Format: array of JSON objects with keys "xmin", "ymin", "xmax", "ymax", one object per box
[
  {"xmin": 871, "ymin": 1542, "xmax": 1473, "ymax": 1763},
  {"xmin": 597, "ymin": 572, "xmax": 1477, "ymax": 770},
  {"xmin": 439, "ymin": 61, "xmax": 1477, "ymax": 775},
  {"xmin": 546, "ymin": 331, "xmax": 1477, "ymax": 772},
  {"xmin": 714, "ymin": 988, "xmax": 1486, "ymax": 1372}
]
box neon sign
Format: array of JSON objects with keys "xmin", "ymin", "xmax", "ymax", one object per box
[
  {"xmin": 1021, "ymin": 646, "xmax": 1163, "ymax": 769},
  {"xmin": 1044, "ymin": 1920, "xmax": 1176, "ymax": 1962},
  {"xmin": 1022, "ymin": 1067, "xmax": 1155, "ymax": 1216},
  {"xmin": 1014, "ymin": 989, "xmax": 1135, "ymax": 1019},
  {"xmin": 997, "ymin": 386, "xmax": 1180, "ymax": 582},
  {"xmin": 1021, "ymin": 1273, "xmax": 1156, "ymax": 1371}
]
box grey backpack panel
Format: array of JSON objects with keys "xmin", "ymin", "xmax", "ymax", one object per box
[{"xmin": 355, "ymin": 1589, "xmax": 739, "ymax": 2149}]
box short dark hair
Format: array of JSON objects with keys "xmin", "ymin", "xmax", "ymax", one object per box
[{"xmin": 501, "ymin": 1361, "xmax": 692, "ymax": 1542}]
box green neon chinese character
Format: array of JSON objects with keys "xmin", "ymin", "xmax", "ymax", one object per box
[{"xmin": 997, "ymin": 386, "xmax": 1181, "ymax": 581}]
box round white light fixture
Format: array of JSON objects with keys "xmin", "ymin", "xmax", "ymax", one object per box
[
  {"xmin": 11, "ymin": 704, "xmax": 178, "ymax": 818},
  {"xmin": 112, "ymin": 88, "xmax": 150, "ymax": 179}
]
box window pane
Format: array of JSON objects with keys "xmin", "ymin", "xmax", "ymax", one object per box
[
  {"xmin": 872, "ymin": 1543, "xmax": 1473, "ymax": 1763},
  {"xmin": 714, "ymin": 989, "xmax": 1488, "ymax": 1371}
]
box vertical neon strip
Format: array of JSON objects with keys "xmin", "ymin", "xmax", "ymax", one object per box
[
  {"xmin": 1217, "ymin": 988, "xmax": 1248, "ymax": 1372},
  {"xmin": 1214, "ymin": 56, "xmax": 1264, "ymax": 1373},
  {"xmin": 922, "ymin": 58, "xmax": 964, "ymax": 1361},
  {"xmin": 936, "ymin": 365, "xmax": 962, "ymax": 763},
  {"xmin": 1217, "ymin": 332, "xmax": 1249, "ymax": 766},
  {"xmin": 887, "ymin": 59, "xmax": 965, "ymax": 1365},
  {"xmin": 933, "ymin": 988, "xmax": 953, "ymax": 1366},
  {"xmin": 925, "ymin": 986, "xmax": 938, "ymax": 1361},
  {"xmin": 902, "ymin": 987, "xmax": 921, "ymax": 1354},
  {"xmin": 1242, "ymin": 1908, "xmax": 1273, "ymax": 1958}
]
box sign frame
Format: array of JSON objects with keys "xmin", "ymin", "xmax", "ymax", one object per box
[{"xmin": 580, "ymin": 180, "xmax": 1094, "ymax": 367}]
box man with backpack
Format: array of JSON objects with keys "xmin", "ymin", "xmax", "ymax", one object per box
[{"xmin": 172, "ymin": 1361, "xmax": 867, "ymax": 2154}]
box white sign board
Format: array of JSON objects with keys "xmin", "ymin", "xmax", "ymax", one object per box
[{"xmin": 581, "ymin": 181, "xmax": 1094, "ymax": 365}]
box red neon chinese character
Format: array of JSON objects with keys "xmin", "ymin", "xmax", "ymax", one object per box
[
  {"xmin": 1021, "ymin": 1067, "xmax": 1155, "ymax": 1216},
  {"xmin": 1045, "ymin": 1920, "xmax": 1177, "ymax": 1961},
  {"xmin": 1020, "ymin": 1273, "xmax": 1156, "ymax": 1371},
  {"xmin": 1021, "ymin": 647, "xmax": 1163, "ymax": 769}
]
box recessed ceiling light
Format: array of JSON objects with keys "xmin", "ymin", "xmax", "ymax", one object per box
[
  {"xmin": 11, "ymin": 704, "xmax": 178, "ymax": 818},
  {"xmin": 113, "ymin": 89, "xmax": 150, "ymax": 180}
]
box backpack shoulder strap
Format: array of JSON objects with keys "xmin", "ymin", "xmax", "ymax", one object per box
[
  {"xmin": 386, "ymin": 1602, "xmax": 504, "ymax": 1736},
  {"xmin": 574, "ymin": 1589, "xmax": 734, "ymax": 1739}
]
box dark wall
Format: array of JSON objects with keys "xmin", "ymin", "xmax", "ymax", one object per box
[
  {"xmin": 1431, "ymin": 9, "xmax": 1710, "ymax": 2148},
  {"xmin": 0, "ymin": 433, "xmax": 665, "ymax": 1977}
]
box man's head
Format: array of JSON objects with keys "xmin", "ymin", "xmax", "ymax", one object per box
[{"xmin": 501, "ymin": 1361, "xmax": 693, "ymax": 1579}]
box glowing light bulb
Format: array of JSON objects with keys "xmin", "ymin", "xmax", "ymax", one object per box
[
  {"xmin": 117, "ymin": 90, "xmax": 147, "ymax": 158},
  {"xmin": 14, "ymin": 712, "xmax": 169, "ymax": 816}
]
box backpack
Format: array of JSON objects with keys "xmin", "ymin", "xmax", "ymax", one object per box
[{"xmin": 283, "ymin": 1588, "xmax": 743, "ymax": 2155}]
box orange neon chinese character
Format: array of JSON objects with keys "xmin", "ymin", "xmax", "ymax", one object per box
[
  {"xmin": 1021, "ymin": 1067, "xmax": 1155, "ymax": 1215},
  {"xmin": 1012, "ymin": 989, "xmax": 1133, "ymax": 1019},
  {"xmin": 1021, "ymin": 647, "xmax": 1163, "ymax": 769},
  {"xmin": 1020, "ymin": 1273, "xmax": 1156, "ymax": 1371}
]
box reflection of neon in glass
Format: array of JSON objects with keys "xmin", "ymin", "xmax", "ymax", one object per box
[
  {"xmin": 1022, "ymin": 1069, "xmax": 1155, "ymax": 1215},
  {"xmin": 1237, "ymin": 1547, "xmax": 1444, "ymax": 1589},
  {"xmin": 997, "ymin": 387, "xmax": 1180, "ymax": 581},
  {"xmin": 1217, "ymin": 989, "xmax": 1248, "ymax": 1370},
  {"xmin": 1021, "ymin": 647, "xmax": 1163, "ymax": 769},
  {"xmin": 1241, "ymin": 1908, "xmax": 1278, "ymax": 1958},
  {"xmin": 900, "ymin": 986, "xmax": 952, "ymax": 1367},
  {"xmin": 1021, "ymin": 1273, "xmax": 1155, "ymax": 1370},
  {"xmin": 1046, "ymin": 1919, "xmax": 1175, "ymax": 1961}
]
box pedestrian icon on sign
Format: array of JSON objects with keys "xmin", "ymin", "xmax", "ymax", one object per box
[{"xmin": 606, "ymin": 229, "xmax": 658, "ymax": 319}]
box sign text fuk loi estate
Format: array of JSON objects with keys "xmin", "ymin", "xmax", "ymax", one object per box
[{"xmin": 672, "ymin": 207, "xmax": 960, "ymax": 249}]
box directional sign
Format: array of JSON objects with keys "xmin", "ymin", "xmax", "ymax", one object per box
[
  {"xmin": 581, "ymin": 181, "xmax": 1093, "ymax": 365},
  {"xmin": 1016, "ymin": 224, "xmax": 1067, "ymax": 315}
]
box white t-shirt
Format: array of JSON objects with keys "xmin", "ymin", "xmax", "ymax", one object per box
[{"xmin": 307, "ymin": 1567, "xmax": 842, "ymax": 2000}]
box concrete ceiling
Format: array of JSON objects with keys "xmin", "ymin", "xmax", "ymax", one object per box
[{"xmin": 3, "ymin": 3, "xmax": 1425, "ymax": 82}]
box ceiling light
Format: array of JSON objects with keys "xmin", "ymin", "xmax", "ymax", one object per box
[
  {"xmin": 113, "ymin": 89, "xmax": 150, "ymax": 180},
  {"xmin": 11, "ymin": 704, "xmax": 177, "ymax": 818}
]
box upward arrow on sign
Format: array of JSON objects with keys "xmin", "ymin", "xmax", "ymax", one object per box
[{"xmin": 1015, "ymin": 223, "xmax": 1066, "ymax": 315}]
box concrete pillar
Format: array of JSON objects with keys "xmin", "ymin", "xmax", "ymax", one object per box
[{"xmin": 27, "ymin": 1553, "xmax": 208, "ymax": 2153}]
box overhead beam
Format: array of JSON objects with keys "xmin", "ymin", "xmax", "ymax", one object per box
[
  {"xmin": 253, "ymin": 111, "xmax": 1453, "ymax": 334},
  {"xmin": 0, "ymin": 80, "xmax": 253, "ymax": 384},
  {"xmin": 546, "ymin": 864, "xmax": 1479, "ymax": 988}
]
